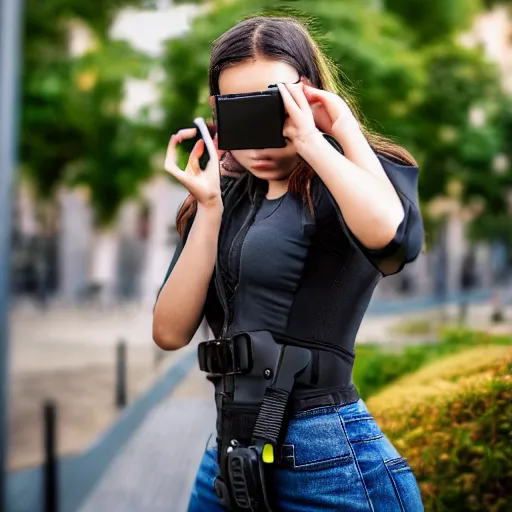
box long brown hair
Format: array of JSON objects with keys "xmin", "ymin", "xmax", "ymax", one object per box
[{"xmin": 176, "ymin": 15, "xmax": 416, "ymax": 237}]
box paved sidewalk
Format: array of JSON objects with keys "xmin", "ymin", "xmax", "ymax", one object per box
[
  {"xmin": 78, "ymin": 366, "xmax": 215, "ymax": 512},
  {"xmin": 8, "ymin": 301, "xmax": 199, "ymax": 470}
]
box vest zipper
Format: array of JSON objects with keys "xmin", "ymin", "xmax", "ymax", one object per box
[
  {"xmin": 216, "ymin": 183, "xmax": 261, "ymax": 339},
  {"xmin": 222, "ymin": 198, "xmax": 259, "ymax": 333}
]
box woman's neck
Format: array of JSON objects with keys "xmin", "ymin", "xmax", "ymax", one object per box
[{"xmin": 266, "ymin": 178, "xmax": 288, "ymax": 200}]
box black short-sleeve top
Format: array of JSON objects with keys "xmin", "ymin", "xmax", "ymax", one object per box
[{"xmin": 161, "ymin": 138, "xmax": 424, "ymax": 390}]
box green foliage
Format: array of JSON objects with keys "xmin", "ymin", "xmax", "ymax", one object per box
[
  {"xmin": 411, "ymin": 43, "xmax": 504, "ymax": 206},
  {"xmin": 369, "ymin": 347, "xmax": 512, "ymax": 511},
  {"xmin": 353, "ymin": 330, "xmax": 512, "ymax": 399},
  {"xmin": 21, "ymin": 0, "xmax": 158, "ymax": 225},
  {"xmin": 64, "ymin": 40, "xmax": 157, "ymax": 225},
  {"xmin": 384, "ymin": 0, "xmax": 483, "ymax": 45}
]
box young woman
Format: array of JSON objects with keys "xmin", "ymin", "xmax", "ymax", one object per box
[{"xmin": 153, "ymin": 15, "xmax": 425, "ymax": 512}]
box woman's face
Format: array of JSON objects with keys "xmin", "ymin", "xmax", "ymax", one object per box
[{"xmin": 217, "ymin": 57, "xmax": 302, "ymax": 181}]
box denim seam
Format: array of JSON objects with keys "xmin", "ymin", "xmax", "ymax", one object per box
[
  {"xmin": 383, "ymin": 459, "xmax": 406, "ymax": 512},
  {"xmin": 293, "ymin": 405, "xmax": 339, "ymax": 418},
  {"xmin": 292, "ymin": 453, "xmax": 353, "ymax": 470},
  {"xmin": 344, "ymin": 415, "xmax": 373, "ymax": 424},
  {"xmin": 385, "ymin": 457, "xmax": 407, "ymax": 467},
  {"xmin": 337, "ymin": 412, "xmax": 375, "ymax": 512},
  {"xmin": 349, "ymin": 434, "xmax": 384, "ymax": 444}
]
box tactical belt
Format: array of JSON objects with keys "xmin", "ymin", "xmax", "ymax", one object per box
[{"xmin": 197, "ymin": 331, "xmax": 359, "ymax": 511}]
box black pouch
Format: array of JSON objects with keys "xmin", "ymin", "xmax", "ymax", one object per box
[{"xmin": 226, "ymin": 444, "xmax": 273, "ymax": 511}]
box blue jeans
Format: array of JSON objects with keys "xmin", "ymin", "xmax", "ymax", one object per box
[{"xmin": 188, "ymin": 399, "xmax": 424, "ymax": 511}]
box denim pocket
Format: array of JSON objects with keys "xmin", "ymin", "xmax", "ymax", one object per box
[
  {"xmin": 282, "ymin": 407, "xmax": 353, "ymax": 471},
  {"xmin": 280, "ymin": 443, "xmax": 353, "ymax": 471},
  {"xmin": 384, "ymin": 457, "xmax": 424, "ymax": 512}
]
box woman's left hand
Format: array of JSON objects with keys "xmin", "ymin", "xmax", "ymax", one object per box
[
  {"xmin": 302, "ymin": 84, "xmax": 357, "ymax": 136},
  {"xmin": 277, "ymin": 82, "xmax": 358, "ymax": 146},
  {"xmin": 277, "ymin": 82, "xmax": 320, "ymax": 147}
]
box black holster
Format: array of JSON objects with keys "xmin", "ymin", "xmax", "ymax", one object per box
[{"xmin": 198, "ymin": 331, "xmax": 312, "ymax": 512}]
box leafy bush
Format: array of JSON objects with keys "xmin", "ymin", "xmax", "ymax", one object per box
[
  {"xmin": 353, "ymin": 330, "xmax": 512, "ymax": 399},
  {"xmin": 367, "ymin": 346, "xmax": 512, "ymax": 512}
]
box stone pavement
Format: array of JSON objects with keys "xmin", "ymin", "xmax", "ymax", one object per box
[
  {"xmin": 78, "ymin": 366, "xmax": 215, "ymax": 512},
  {"xmin": 8, "ymin": 300, "xmax": 202, "ymax": 470}
]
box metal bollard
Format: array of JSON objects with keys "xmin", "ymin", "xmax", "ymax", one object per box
[
  {"xmin": 43, "ymin": 400, "xmax": 58, "ymax": 512},
  {"xmin": 116, "ymin": 340, "xmax": 127, "ymax": 409}
]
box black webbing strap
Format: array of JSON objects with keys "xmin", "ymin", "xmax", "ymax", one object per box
[
  {"xmin": 252, "ymin": 387, "xmax": 289, "ymax": 446},
  {"xmin": 251, "ymin": 345, "xmax": 311, "ymax": 449}
]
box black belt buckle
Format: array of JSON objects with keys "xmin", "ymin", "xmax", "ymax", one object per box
[
  {"xmin": 198, "ymin": 334, "xmax": 253, "ymax": 375},
  {"xmin": 226, "ymin": 444, "xmax": 272, "ymax": 511}
]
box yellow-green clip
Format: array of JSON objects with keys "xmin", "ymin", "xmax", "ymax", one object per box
[{"xmin": 262, "ymin": 443, "xmax": 274, "ymax": 464}]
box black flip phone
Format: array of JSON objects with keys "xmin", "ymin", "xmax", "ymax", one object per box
[
  {"xmin": 215, "ymin": 85, "xmax": 286, "ymax": 151},
  {"xmin": 181, "ymin": 118, "xmax": 216, "ymax": 170}
]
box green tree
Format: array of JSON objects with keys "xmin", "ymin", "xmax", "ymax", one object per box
[
  {"xmin": 21, "ymin": 0, "xmax": 158, "ymax": 211},
  {"xmin": 66, "ymin": 38, "xmax": 156, "ymax": 226},
  {"xmin": 384, "ymin": 0, "xmax": 483, "ymax": 45},
  {"xmin": 19, "ymin": 0, "xmax": 160, "ymax": 300},
  {"xmin": 161, "ymin": 0, "xmax": 508, "ymax": 215}
]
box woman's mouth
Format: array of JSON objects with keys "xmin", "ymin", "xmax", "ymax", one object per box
[{"xmin": 251, "ymin": 159, "xmax": 276, "ymax": 170}]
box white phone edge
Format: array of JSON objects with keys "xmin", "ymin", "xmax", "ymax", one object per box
[{"xmin": 193, "ymin": 117, "xmax": 210, "ymax": 142}]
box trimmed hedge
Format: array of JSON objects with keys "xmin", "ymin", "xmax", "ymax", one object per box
[
  {"xmin": 353, "ymin": 329, "xmax": 512, "ymax": 400},
  {"xmin": 367, "ymin": 346, "xmax": 512, "ymax": 512}
]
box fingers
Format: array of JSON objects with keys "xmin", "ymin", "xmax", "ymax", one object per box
[
  {"xmin": 163, "ymin": 156, "xmax": 192, "ymax": 188},
  {"xmin": 164, "ymin": 128, "xmax": 199, "ymax": 183},
  {"xmin": 285, "ymin": 82, "xmax": 311, "ymax": 113},
  {"xmin": 187, "ymin": 139, "xmax": 203, "ymax": 176},
  {"xmin": 303, "ymin": 85, "xmax": 333, "ymax": 114},
  {"xmin": 303, "ymin": 84, "xmax": 348, "ymax": 120},
  {"xmin": 277, "ymin": 83, "xmax": 302, "ymax": 119},
  {"xmin": 165, "ymin": 134, "xmax": 177, "ymax": 167},
  {"xmin": 165, "ymin": 128, "xmax": 198, "ymax": 166},
  {"xmin": 175, "ymin": 127, "xmax": 197, "ymax": 142}
]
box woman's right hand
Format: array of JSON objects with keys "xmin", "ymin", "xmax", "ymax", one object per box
[{"xmin": 164, "ymin": 127, "xmax": 224, "ymax": 211}]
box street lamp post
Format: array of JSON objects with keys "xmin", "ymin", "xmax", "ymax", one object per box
[{"xmin": 0, "ymin": 0, "xmax": 24, "ymax": 508}]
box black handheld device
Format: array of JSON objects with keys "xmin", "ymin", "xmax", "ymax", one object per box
[{"xmin": 215, "ymin": 85, "xmax": 286, "ymax": 151}]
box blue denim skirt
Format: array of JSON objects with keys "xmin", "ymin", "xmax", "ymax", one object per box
[{"xmin": 187, "ymin": 399, "xmax": 424, "ymax": 511}]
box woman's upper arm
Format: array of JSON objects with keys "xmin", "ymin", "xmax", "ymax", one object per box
[
  {"xmin": 155, "ymin": 208, "xmax": 196, "ymax": 303},
  {"xmin": 314, "ymin": 151, "xmax": 424, "ymax": 276}
]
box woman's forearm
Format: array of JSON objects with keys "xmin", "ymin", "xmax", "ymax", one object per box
[
  {"xmin": 296, "ymin": 132, "xmax": 404, "ymax": 250},
  {"xmin": 153, "ymin": 204, "xmax": 222, "ymax": 350}
]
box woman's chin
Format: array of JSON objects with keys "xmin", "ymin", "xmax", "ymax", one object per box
[{"xmin": 248, "ymin": 167, "xmax": 291, "ymax": 181}]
